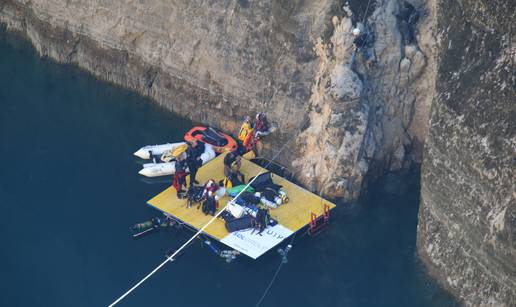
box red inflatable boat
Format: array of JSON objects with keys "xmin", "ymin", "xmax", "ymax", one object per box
[{"xmin": 184, "ymin": 126, "xmax": 238, "ymax": 154}]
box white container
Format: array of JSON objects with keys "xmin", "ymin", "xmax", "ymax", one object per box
[
  {"xmin": 215, "ymin": 187, "xmax": 226, "ymax": 199},
  {"xmin": 227, "ymin": 202, "xmax": 245, "ymax": 218}
]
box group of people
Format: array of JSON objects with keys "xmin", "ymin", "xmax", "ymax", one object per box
[
  {"xmin": 224, "ymin": 112, "xmax": 271, "ymax": 187},
  {"xmin": 172, "ymin": 112, "xmax": 271, "ymax": 200},
  {"xmin": 237, "ymin": 113, "xmax": 270, "ymax": 154},
  {"xmin": 172, "ymin": 139, "xmax": 205, "ymax": 196}
]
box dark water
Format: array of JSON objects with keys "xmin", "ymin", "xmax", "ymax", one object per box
[{"xmin": 0, "ymin": 30, "xmax": 454, "ymax": 307}]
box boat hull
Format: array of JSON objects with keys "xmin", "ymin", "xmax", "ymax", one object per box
[
  {"xmin": 184, "ymin": 126, "xmax": 237, "ymax": 153},
  {"xmin": 138, "ymin": 144, "xmax": 216, "ymax": 177},
  {"xmin": 133, "ymin": 142, "xmax": 186, "ymax": 160}
]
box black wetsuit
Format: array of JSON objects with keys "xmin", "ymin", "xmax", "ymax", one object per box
[
  {"xmin": 186, "ymin": 143, "xmax": 205, "ymax": 186},
  {"xmin": 353, "ymin": 32, "xmax": 375, "ymax": 61},
  {"xmin": 353, "ymin": 33, "xmax": 369, "ymax": 50},
  {"xmin": 223, "ymin": 152, "xmax": 237, "ymax": 177},
  {"xmin": 223, "ymin": 153, "xmax": 244, "ymax": 185}
]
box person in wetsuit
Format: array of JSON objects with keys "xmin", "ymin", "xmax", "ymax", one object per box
[
  {"xmin": 351, "ymin": 26, "xmax": 376, "ymax": 66},
  {"xmin": 185, "ymin": 140, "xmax": 205, "ymax": 186},
  {"xmin": 172, "ymin": 153, "xmax": 188, "ymax": 197},
  {"xmin": 223, "ymin": 152, "xmax": 244, "ymax": 186}
]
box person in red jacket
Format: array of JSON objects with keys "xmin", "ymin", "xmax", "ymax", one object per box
[{"xmin": 172, "ymin": 153, "xmax": 187, "ymax": 197}]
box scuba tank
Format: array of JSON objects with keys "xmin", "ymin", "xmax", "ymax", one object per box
[
  {"xmin": 130, "ymin": 217, "xmax": 169, "ymax": 239},
  {"xmin": 278, "ymin": 190, "xmax": 289, "ymax": 204},
  {"xmin": 131, "ymin": 217, "xmax": 161, "ymax": 231},
  {"xmin": 260, "ymin": 196, "xmax": 277, "ymax": 208},
  {"xmin": 255, "ymin": 192, "xmax": 277, "ymax": 208},
  {"xmin": 274, "ymin": 195, "xmax": 282, "ymax": 206}
]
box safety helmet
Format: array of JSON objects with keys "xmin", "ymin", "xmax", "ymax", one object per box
[{"xmin": 352, "ymin": 28, "xmax": 361, "ymax": 36}]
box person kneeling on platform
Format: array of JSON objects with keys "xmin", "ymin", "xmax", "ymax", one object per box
[
  {"xmin": 202, "ymin": 191, "xmax": 218, "ymax": 216},
  {"xmin": 222, "ymin": 152, "xmax": 245, "ymax": 188}
]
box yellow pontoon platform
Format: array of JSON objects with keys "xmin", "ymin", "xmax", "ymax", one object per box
[{"xmin": 147, "ymin": 153, "xmax": 336, "ymax": 259}]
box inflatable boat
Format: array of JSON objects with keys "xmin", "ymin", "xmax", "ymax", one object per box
[
  {"xmin": 184, "ymin": 126, "xmax": 238, "ymax": 153},
  {"xmin": 138, "ymin": 144, "xmax": 216, "ymax": 177},
  {"xmin": 133, "ymin": 142, "xmax": 186, "ymax": 160}
]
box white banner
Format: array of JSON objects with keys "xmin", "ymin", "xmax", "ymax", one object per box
[{"xmin": 220, "ymin": 224, "xmax": 294, "ymax": 259}]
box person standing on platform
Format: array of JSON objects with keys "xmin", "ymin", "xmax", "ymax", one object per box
[
  {"xmin": 185, "ymin": 140, "xmax": 204, "ymax": 186},
  {"xmin": 172, "ymin": 153, "xmax": 188, "ymax": 197}
]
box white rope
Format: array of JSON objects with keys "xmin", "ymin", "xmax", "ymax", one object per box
[
  {"xmin": 255, "ymin": 260, "xmax": 284, "ymax": 307},
  {"xmin": 254, "ymin": 230, "xmax": 297, "ymax": 307},
  {"xmin": 109, "ymin": 173, "xmax": 265, "ymax": 306},
  {"xmin": 109, "ymin": 117, "xmax": 308, "ymax": 306}
]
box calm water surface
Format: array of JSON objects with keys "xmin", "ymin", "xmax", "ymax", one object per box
[{"xmin": 0, "ymin": 30, "xmax": 455, "ymax": 307}]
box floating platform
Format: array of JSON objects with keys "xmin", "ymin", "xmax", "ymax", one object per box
[{"xmin": 147, "ymin": 153, "xmax": 336, "ymax": 259}]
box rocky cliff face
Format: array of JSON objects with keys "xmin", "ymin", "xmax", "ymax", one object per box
[
  {"xmin": 0, "ymin": 0, "xmax": 436, "ymax": 200},
  {"xmin": 293, "ymin": 0, "xmax": 436, "ymax": 198},
  {"xmin": 417, "ymin": 0, "xmax": 515, "ymax": 305},
  {"xmin": 1, "ymin": 0, "xmax": 514, "ymax": 305}
]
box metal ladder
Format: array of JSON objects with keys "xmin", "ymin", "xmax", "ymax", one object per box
[{"xmin": 308, "ymin": 204, "xmax": 330, "ymax": 236}]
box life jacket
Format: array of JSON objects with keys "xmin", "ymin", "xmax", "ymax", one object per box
[
  {"xmin": 221, "ymin": 177, "xmax": 233, "ymax": 189},
  {"xmin": 238, "ymin": 122, "xmax": 254, "ymax": 150}
]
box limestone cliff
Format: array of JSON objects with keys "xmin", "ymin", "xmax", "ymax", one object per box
[
  {"xmin": 293, "ymin": 0, "xmax": 436, "ymax": 198},
  {"xmin": 0, "ymin": 0, "xmax": 436, "ymax": 200},
  {"xmin": 2, "ymin": 0, "xmax": 515, "ymax": 305},
  {"xmin": 417, "ymin": 0, "xmax": 515, "ymax": 305}
]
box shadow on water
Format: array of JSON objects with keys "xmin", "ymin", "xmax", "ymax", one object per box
[{"xmin": 0, "ymin": 28, "xmax": 455, "ymax": 307}]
